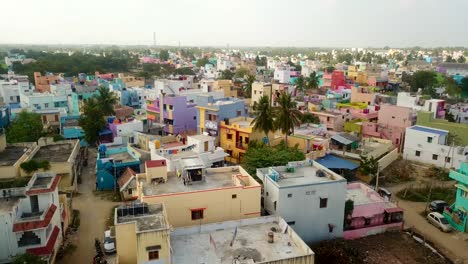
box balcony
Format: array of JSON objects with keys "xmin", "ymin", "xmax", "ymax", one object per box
[
  {"xmin": 26, "ymin": 226, "xmax": 60, "ymax": 256},
  {"xmin": 13, "ymin": 204, "xmax": 57, "ymax": 232},
  {"xmin": 236, "ymin": 142, "xmax": 248, "ymax": 150}
]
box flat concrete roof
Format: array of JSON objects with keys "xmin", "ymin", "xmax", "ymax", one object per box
[
  {"xmin": 32, "ymin": 144, "xmax": 73, "ymax": 162},
  {"xmin": 0, "ymin": 197, "xmax": 21, "ymax": 212},
  {"xmin": 189, "ymin": 134, "xmax": 215, "ymax": 141},
  {"xmin": 142, "ymin": 167, "xmax": 241, "ymax": 196},
  {"xmin": 0, "ymin": 146, "xmax": 26, "ymax": 166},
  {"xmin": 31, "ymin": 176, "xmax": 53, "ymax": 189},
  {"xmin": 116, "ymin": 203, "xmax": 168, "ymax": 232},
  {"xmin": 171, "ymin": 216, "xmax": 311, "ymax": 264},
  {"xmin": 108, "ymin": 151, "xmax": 137, "ymax": 163}
]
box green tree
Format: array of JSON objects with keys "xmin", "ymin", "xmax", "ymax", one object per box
[
  {"xmin": 445, "ymin": 55, "xmax": 455, "ymax": 62},
  {"xmin": 6, "ymin": 111, "xmax": 43, "ymax": 143},
  {"xmin": 359, "ymin": 155, "xmax": 379, "ymax": 176},
  {"xmin": 13, "ymin": 253, "xmax": 46, "ymax": 264},
  {"xmin": 300, "ymin": 113, "xmax": 320, "ymax": 124},
  {"xmin": 274, "ymin": 92, "xmax": 302, "ymax": 144},
  {"xmin": 96, "ymin": 86, "xmax": 118, "ymax": 116},
  {"xmin": 295, "ymin": 75, "xmax": 306, "ymax": 95},
  {"xmin": 174, "ymin": 67, "xmax": 195, "ymax": 75},
  {"xmin": 242, "ymin": 140, "xmax": 305, "ymax": 177},
  {"xmin": 461, "ymin": 77, "xmax": 468, "ymax": 97},
  {"xmin": 306, "ymin": 71, "xmax": 320, "ymax": 91},
  {"xmin": 196, "ymin": 57, "xmax": 210, "ymax": 67},
  {"xmin": 159, "ymin": 50, "xmax": 170, "ymax": 61},
  {"xmin": 251, "ymin": 96, "xmax": 274, "ymax": 142},
  {"xmin": 235, "ymin": 67, "xmax": 250, "ymax": 78},
  {"xmin": 243, "ymin": 74, "xmax": 256, "ymax": 98},
  {"xmin": 457, "ymin": 56, "xmax": 466, "ymax": 63},
  {"xmin": 444, "ymin": 77, "xmax": 461, "ymax": 98},
  {"xmin": 219, "ymin": 69, "xmax": 234, "ymax": 80},
  {"xmin": 79, "ymin": 98, "xmax": 106, "ymax": 145},
  {"xmin": 410, "ymin": 71, "xmax": 437, "ymax": 93}
]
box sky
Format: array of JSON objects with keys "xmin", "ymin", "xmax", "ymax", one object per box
[{"xmin": 2, "ymin": 0, "xmax": 468, "ymax": 47}]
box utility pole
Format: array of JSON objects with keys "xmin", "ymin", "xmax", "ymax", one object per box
[{"xmin": 374, "ymin": 165, "xmax": 380, "ymax": 191}]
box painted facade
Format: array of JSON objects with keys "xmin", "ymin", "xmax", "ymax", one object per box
[{"xmin": 444, "ymin": 163, "xmax": 468, "ymax": 233}]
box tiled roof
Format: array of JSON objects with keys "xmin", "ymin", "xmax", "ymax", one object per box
[
  {"xmin": 118, "ymin": 167, "xmax": 136, "ymax": 188},
  {"xmin": 27, "ymin": 226, "xmax": 60, "ymax": 256},
  {"xmin": 146, "ymin": 160, "xmax": 167, "ymax": 168},
  {"xmin": 26, "ymin": 176, "xmax": 60, "ymax": 196},
  {"xmin": 13, "ymin": 204, "xmax": 57, "ymax": 232}
]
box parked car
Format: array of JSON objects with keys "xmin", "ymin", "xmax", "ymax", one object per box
[
  {"xmin": 377, "ymin": 187, "xmax": 392, "ymax": 200},
  {"xmin": 429, "ymin": 200, "xmax": 448, "ymax": 213},
  {"xmin": 427, "ymin": 212, "xmax": 452, "ymax": 232},
  {"xmin": 103, "ymin": 230, "xmax": 116, "ymax": 255}
]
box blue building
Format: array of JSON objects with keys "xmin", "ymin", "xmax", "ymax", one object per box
[
  {"xmin": 0, "ymin": 105, "xmax": 11, "ymax": 129},
  {"xmin": 195, "ymin": 95, "xmax": 247, "ymax": 141},
  {"xmin": 70, "ymin": 85, "xmax": 99, "ymax": 115},
  {"xmin": 96, "ymin": 145, "xmax": 141, "ymax": 191}
]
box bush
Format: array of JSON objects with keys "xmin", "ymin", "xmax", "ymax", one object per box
[
  {"xmin": 20, "ymin": 160, "xmax": 51, "ymax": 174},
  {"xmin": 427, "ymin": 167, "xmax": 451, "ymax": 181},
  {"xmin": 396, "ymin": 184, "xmax": 455, "ymax": 203}
]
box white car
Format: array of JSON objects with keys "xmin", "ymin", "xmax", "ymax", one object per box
[
  {"xmin": 427, "ymin": 212, "xmax": 452, "ymax": 232},
  {"xmin": 103, "ymin": 230, "xmax": 116, "ymax": 254}
]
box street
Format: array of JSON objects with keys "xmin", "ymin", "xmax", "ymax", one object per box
[
  {"xmin": 58, "ymin": 149, "xmax": 118, "ymax": 264},
  {"xmin": 390, "ymin": 184, "xmax": 468, "ymax": 264}
]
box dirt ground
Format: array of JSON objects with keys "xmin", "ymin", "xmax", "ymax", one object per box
[
  {"xmin": 58, "ymin": 148, "xmax": 118, "ymax": 264},
  {"xmin": 312, "ymin": 232, "xmax": 452, "ymax": 264}
]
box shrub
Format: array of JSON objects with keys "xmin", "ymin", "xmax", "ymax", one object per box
[{"xmin": 20, "ymin": 160, "xmax": 51, "ymax": 174}]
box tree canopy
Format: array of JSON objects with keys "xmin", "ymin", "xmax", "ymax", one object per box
[
  {"xmin": 251, "ymin": 96, "xmax": 274, "ymax": 139},
  {"xmin": 409, "ymin": 71, "xmax": 437, "ymax": 93},
  {"xmin": 79, "ymin": 98, "xmax": 106, "ymax": 145},
  {"xmin": 235, "ymin": 67, "xmax": 250, "ymax": 78},
  {"xmin": 196, "ymin": 57, "xmax": 210, "ymax": 67},
  {"xmin": 159, "ymin": 50, "xmax": 170, "ymax": 61},
  {"xmin": 274, "ymin": 92, "xmax": 302, "ymax": 143},
  {"xmin": 95, "ymin": 86, "xmax": 118, "ymax": 116},
  {"xmin": 13, "ymin": 253, "xmax": 46, "ymax": 264},
  {"xmin": 6, "ymin": 111, "xmax": 43, "ymax": 143},
  {"xmin": 219, "ymin": 69, "xmax": 234, "ymax": 80},
  {"xmin": 242, "ymin": 140, "xmax": 305, "ymax": 178}
]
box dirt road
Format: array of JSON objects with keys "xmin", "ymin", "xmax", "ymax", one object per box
[
  {"xmin": 389, "ymin": 184, "xmax": 468, "ymax": 264},
  {"xmin": 59, "ymin": 149, "xmax": 118, "ymax": 264}
]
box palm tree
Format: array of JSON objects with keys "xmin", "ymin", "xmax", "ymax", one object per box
[
  {"xmin": 306, "ymin": 71, "xmax": 320, "ymax": 92},
  {"xmin": 295, "ymin": 75, "xmax": 306, "ymax": 96},
  {"xmin": 243, "ymin": 74, "xmax": 256, "ymax": 98},
  {"xmin": 251, "ymin": 96, "xmax": 274, "ymax": 144},
  {"xmin": 96, "ymin": 86, "xmax": 118, "ymax": 116},
  {"xmin": 274, "ymin": 92, "xmax": 302, "ymax": 144}
]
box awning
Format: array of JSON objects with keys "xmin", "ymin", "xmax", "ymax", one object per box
[
  {"xmin": 385, "ymin": 207, "xmax": 403, "ymax": 214},
  {"xmin": 331, "ymin": 133, "xmax": 359, "ymax": 145},
  {"xmin": 316, "ymin": 155, "xmax": 360, "ymax": 170}
]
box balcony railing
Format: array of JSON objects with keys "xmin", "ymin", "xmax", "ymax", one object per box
[{"xmin": 236, "ymin": 142, "xmax": 248, "ymax": 150}]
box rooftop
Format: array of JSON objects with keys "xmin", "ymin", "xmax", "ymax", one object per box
[
  {"xmin": 171, "ymin": 216, "xmax": 314, "ymax": 264},
  {"xmin": 0, "ymin": 197, "xmax": 22, "ymax": 212},
  {"xmin": 189, "ymin": 134, "xmax": 216, "ymax": 142},
  {"xmin": 32, "ymin": 143, "xmax": 73, "ymax": 162},
  {"xmin": 258, "ymin": 160, "xmax": 346, "ymax": 188},
  {"xmin": 409, "ymin": 125, "xmax": 448, "ymax": 136},
  {"xmin": 346, "ymin": 182, "xmax": 402, "ymax": 218},
  {"xmin": 115, "ymin": 203, "xmax": 169, "ymax": 232},
  {"xmin": 0, "ymin": 146, "xmax": 27, "ymax": 166},
  {"xmin": 142, "ymin": 166, "xmax": 252, "ymax": 196}
]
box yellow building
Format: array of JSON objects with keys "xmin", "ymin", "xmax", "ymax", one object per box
[
  {"xmin": 219, "ymin": 116, "xmax": 281, "ymax": 164},
  {"xmin": 136, "ymin": 165, "xmax": 261, "ymax": 228},
  {"xmin": 115, "ymin": 203, "xmax": 171, "ymax": 264},
  {"xmin": 251, "ymin": 82, "xmax": 272, "ymax": 106},
  {"xmin": 214, "ymin": 80, "xmax": 239, "ymax": 97},
  {"xmin": 118, "ymin": 73, "xmax": 145, "ymax": 87}
]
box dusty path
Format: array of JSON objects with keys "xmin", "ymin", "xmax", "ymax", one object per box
[
  {"xmin": 389, "ymin": 185, "xmax": 468, "ymax": 264},
  {"xmin": 59, "ymin": 149, "xmax": 118, "ymax": 264}
]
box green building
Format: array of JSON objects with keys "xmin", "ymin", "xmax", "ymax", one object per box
[{"xmin": 443, "ymin": 163, "xmax": 468, "ymax": 232}]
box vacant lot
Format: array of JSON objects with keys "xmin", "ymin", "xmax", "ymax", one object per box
[{"xmin": 311, "ymin": 232, "xmax": 451, "ymax": 264}]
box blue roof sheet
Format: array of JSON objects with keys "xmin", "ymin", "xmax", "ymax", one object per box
[
  {"xmin": 315, "ymin": 155, "xmax": 360, "ymax": 170},
  {"xmin": 410, "ymin": 126, "xmax": 448, "ymax": 136}
]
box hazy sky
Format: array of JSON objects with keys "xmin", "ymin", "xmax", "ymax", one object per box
[{"xmin": 3, "ymin": 0, "xmax": 468, "ymax": 47}]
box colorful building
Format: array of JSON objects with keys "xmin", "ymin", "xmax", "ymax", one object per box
[
  {"xmin": 444, "ymin": 162, "xmax": 468, "ymax": 233},
  {"xmin": 146, "ymin": 94, "xmax": 197, "ymax": 135},
  {"xmin": 310, "ymin": 110, "xmax": 351, "ymax": 132},
  {"xmin": 196, "ymin": 95, "xmax": 247, "ymax": 140},
  {"xmin": 70, "ymin": 84, "xmax": 99, "ymax": 115},
  {"xmin": 344, "ymin": 182, "xmax": 403, "ymax": 240},
  {"xmin": 33, "ymin": 72, "xmax": 62, "ymax": 93}
]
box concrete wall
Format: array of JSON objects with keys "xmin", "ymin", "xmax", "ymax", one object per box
[
  {"xmin": 378, "ymin": 148, "xmax": 399, "ymax": 170},
  {"xmin": 136, "ymin": 229, "xmax": 171, "ymax": 264},
  {"xmin": 115, "ymin": 222, "xmax": 138, "ymax": 264},
  {"xmin": 343, "ymin": 222, "xmax": 403, "ymax": 240}
]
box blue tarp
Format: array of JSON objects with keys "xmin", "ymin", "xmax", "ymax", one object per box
[
  {"xmin": 315, "ymin": 155, "xmax": 359, "ymax": 170},
  {"xmin": 99, "ymin": 128, "xmax": 113, "ymax": 136}
]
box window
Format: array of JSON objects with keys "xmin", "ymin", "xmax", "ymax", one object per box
[
  {"xmin": 245, "ymin": 137, "xmax": 249, "ymax": 144},
  {"xmin": 432, "ymin": 154, "xmax": 438, "ymax": 160},
  {"xmin": 266, "ymin": 192, "xmax": 269, "ymax": 196},
  {"xmin": 320, "ymin": 198, "xmax": 328, "ymax": 208},
  {"xmin": 191, "ymin": 209, "xmax": 204, "ymax": 220},
  {"xmin": 364, "ymin": 218, "xmax": 371, "ymax": 226},
  {"xmin": 44, "ymin": 103, "xmax": 49, "ymax": 108},
  {"xmin": 193, "ymin": 116, "xmax": 196, "ymax": 120},
  {"xmin": 287, "ymin": 221, "xmax": 296, "ymax": 225},
  {"xmin": 232, "ymin": 194, "xmax": 237, "ymax": 199},
  {"xmin": 237, "ymin": 110, "xmax": 241, "ymax": 117},
  {"xmin": 445, "ymin": 157, "xmax": 451, "ymax": 163},
  {"xmin": 287, "ymin": 193, "xmax": 292, "ymax": 198},
  {"xmin": 327, "ymin": 117, "xmax": 330, "ymax": 122},
  {"xmin": 148, "ymin": 250, "xmax": 159, "ymax": 260},
  {"xmin": 227, "ymin": 134, "xmax": 233, "ymax": 140},
  {"xmin": 169, "ymin": 105, "xmax": 173, "ymax": 110},
  {"xmin": 254, "ymin": 90, "xmax": 257, "ymax": 95},
  {"xmin": 392, "ymin": 116, "xmax": 395, "ymax": 119},
  {"xmin": 415, "ymin": 151, "xmax": 421, "ymax": 157},
  {"xmin": 274, "ymin": 201, "xmax": 277, "ymax": 210},
  {"xmin": 427, "ymin": 137, "xmax": 433, "ymax": 143}
]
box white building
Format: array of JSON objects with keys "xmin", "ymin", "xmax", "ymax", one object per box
[
  {"xmin": 397, "ymin": 92, "xmax": 445, "ymax": 118},
  {"xmin": 449, "ymin": 103, "xmax": 468, "ymax": 124},
  {"xmin": 0, "ymin": 79, "xmax": 30, "ymax": 106},
  {"xmin": 274, "ymin": 65, "xmax": 291, "ymax": 84},
  {"xmin": 403, "ymin": 125, "xmax": 468, "ymax": 170},
  {"xmin": 0, "ymin": 173, "xmax": 62, "ymax": 263},
  {"xmin": 216, "ymin": 58, "xmax": 234, "ymax": 72},
  {"xmin": 257, "ymin": 160, "xmax": 347, "ymax": 243},
  {"xmin": 154, "ymin": 76, "xmax": 195, "ymax": 95}
]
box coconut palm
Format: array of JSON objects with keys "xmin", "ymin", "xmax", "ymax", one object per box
[
  {"xmin": 251, "ymin": 96, "xmax": 274, "ymax": 144},
  {"xmin": 243, "ymin": 74, "xmax": 256, "ymax": 98},
  {"xmin": 306, "ymin": 71, "xmax": 320, "ymax": 91},
  {"xmin": 96, "ymin": 86, "xmax": 118, "ymax": 116},
  {"xmin": 274, "ymin": 92, "xmax": 303, "ymax": 144},
  {"xmin": 295, "ymin": 75, "xmax": 306, "ymax": 96}
]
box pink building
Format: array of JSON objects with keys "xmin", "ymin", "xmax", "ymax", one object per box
[
  {"xmin": 311, "ymin": 110, "xmax": 352, "ymax": 132},
  {"xmin": 140, "ymin": 56, "xmax": 161, "ymax": 64},
  {"xmin": 362, "ymin": 104, "xmax": 416, "ymax": 150},
  {"xmin": 344, "ymin": 182, "xmax": 403, "ymax": 240},
  {"xmin": 350, "ymin": 86, "xmax": 377, "ymax": 105}
]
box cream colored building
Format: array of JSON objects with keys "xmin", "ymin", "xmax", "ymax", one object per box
[
  {"xmin": 251, "ymin": 82, "xmax": 272, "ymax": 106},
  {"xmin": 136, "ymin": 165, "xmax": 261, "ymax": 228},
  {"xmin": 115, "ymin": 203, "xmax": 171, "ymax": 264},
  {"xmin": 0, "ymin": 133, "xmax": 36, "ymax": 179}
]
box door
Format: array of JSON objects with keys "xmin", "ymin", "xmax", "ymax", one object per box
[
  {"xmin": 30, "ymin": 195, "xmax": 39, "ymax": 213},
  {"xmin": 204, "ymin": 141, "xmax": 209, "ymax": 152}
]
